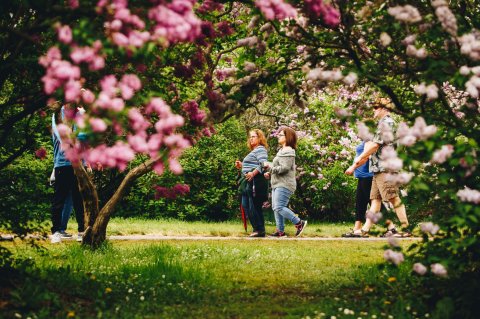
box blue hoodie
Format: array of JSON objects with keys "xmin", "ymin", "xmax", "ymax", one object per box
[{"xmin": 52, "ymin": 107, "xmax": 87, "ymax": 168}]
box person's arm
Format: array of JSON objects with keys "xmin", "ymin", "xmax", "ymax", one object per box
[
  {"xmin": 345, "ymin": 141, "xmax": 379, "ymax": 175},
  {"xmin": 271, "ymin": 156, "xmax": 295, "ymax": 175},
  {"xmin": 246, "ymin": 148, "xmax": 267, "ymax": 180}
]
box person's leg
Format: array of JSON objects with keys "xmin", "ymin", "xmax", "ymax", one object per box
[
  {"xmin": 252, "ymin": 196, "xmax": 265, "ymax": 233},
  {"xmin": 355, "ymin": 177, "xmax": 373, "ymax": 229},
  {"xmin": 51, "ymin": 167, "xmax": 71, "ymax": 236},
  {"xmin": 60, "ymin": 191, "xmax": 73, "ymax": 232},
  {"xmin": 241, "ymin": 194, "xmax": 255, "ymax": 232},
  {"xmin": 244, "ymin": 194, "xmax": 260, "ymax": 233},
  {"xmin": 272, "ymin": 187, "xmax": 301, "ymax": 226},
  {"xmin": 390, "ymin": 196, "xmax": 408, "ymax": 228},
  {"xmin": 362, "ymin": 175, "xmax": 381, "ymax": 233},
  {"xmin": 272, "ymin": 188, "xmax": 285, "ymax": 233},
  {"xmin": 69, "ymin": 168, "xmax": 85, "ymax": 233}
]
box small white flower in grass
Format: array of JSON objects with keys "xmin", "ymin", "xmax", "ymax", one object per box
[
  {"xmin": 140, "ymin": 296, "xmax": 145, "ymax": 301},
  {"xmin": 431, "ymin": 263, "xmax": 448, "ymax": 277},
  {"xmin": 420, "ymin": 222, "xmax": 440, "ymax": 235},
  {"xmin": 413, "ymin": 262, "xmax": 427, "ymax": 275}
]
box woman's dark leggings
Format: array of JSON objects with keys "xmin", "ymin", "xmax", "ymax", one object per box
[{"xmin": 355, "ymin": 177, "xmax": 373, "ymax": 222}]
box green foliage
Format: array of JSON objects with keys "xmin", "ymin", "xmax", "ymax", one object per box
[
  {"xmin": 0, "ymin": 146, "xmax": 52, "ymax": 234},
  {"xmin": 116, "ymin": 119, "xmax": 247, "ymax": 220},
  {"xmin": 286, "ymin": 97, "xmax": 358, "ymax": 221}
]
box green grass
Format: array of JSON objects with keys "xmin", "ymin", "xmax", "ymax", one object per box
[
  {"xmin": 64, "ymin": 217, "xmax": 357, "ymax": 237},
  {"xmin": 3, "ymin": 239, "xmax": 429, "ymax": 319}
]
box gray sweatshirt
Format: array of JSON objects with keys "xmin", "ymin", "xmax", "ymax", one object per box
[{"xmin": 270, "ymin": 146, "xmax": 296, "ymax": 192}]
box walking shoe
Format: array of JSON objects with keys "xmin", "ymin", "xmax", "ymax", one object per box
[
  {"xmin": 270, "ymin": 230, "xmax": 286, "ymax": 237},
  {"xmin": 60, "ymin": 231, "xmax": 73, "ymax": 238},
  {"xmin": 51, "ymin": 232, "xmax": 62, "ymax": 244},
  {"xmin": 295, "ymin": 220, "xmax": 307, "ymax": 237},
  {"xmin": 342, "ymin": 230, "xmax": 368, "ymax": 238},
  {"xmin": 381, "ymin": 228, "xmax": 398, "ymax": 237},
  {"xmin": 392, "ymin": 229, "xmax": 413, "ymax": 238},
  {"xmin": 77, "ymin": 232, "xmax": 84, "ymax": 242},
  {"xmin": 249, "ymin": 231, "xmax": 266, "ymax": 237}
]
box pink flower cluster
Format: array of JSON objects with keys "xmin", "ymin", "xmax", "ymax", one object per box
[
  {"xmin": 197, "ymin": 0, "xmax": 224, "ymax": 14},
  {"xmin": 413, "ymin": 262, "xmax": 427, "ymax": 275},
  {"xmin": 35, "ymin": 147, "xmax": 47, "ymax": 160},
  {"xmin": 154, "ymin": 183, "xmax": 190, "ymax": 199},
  {"xmin": 303, "ymin": 0, "xmax": 340, "ymax": 27},
  {"xmin": 307, "ymin": 68, "xmax": 343, "ymax": 82},
  {"xmin": 462, "ymin": 66, "xmax": 480, "ymax": 98},
  {"xmin": 94, "ymin": 74, "xmax": 142, "ymax": 112},
  {"xmin": 396, "ymin": 117, "xmax": 437, "ymax": 147},
  {"xmin": 459, "ymin": 33, "xmax": 480, "ymax": 61},
  {"xmin": 84, "ymin": 141, "xmax": 135, "ymax": 171},
  {"xmin": 70, "ymin": 41, "xmax": 105, "ymax": 71},
  {"xmin": 237, "ymin": 36, "xmax": 259, "ymax": 48},
  {"xmin": 413, "ymin": 262, "xmax": 447, "ymax": 277},
  {"xmin": 366, "ymin": 210, "xmax": 382, "ymax": 224},
  {"xmin": 406, "ymin": 45, "xmax": 428, "ymax": 59},
  {"xmin": 432, "ymin": 1, "xmax": 457, "ymax": 36},
  {"xmin": 380, "ymin": 146, "xmax": 403, "ymax": 172},
  {"xmin": 356, "ymin": 121, "xmax": 373, "ymax": 141},
  {"xmin": 387, "ymin": 5, "xmax": 422, "ymax": 23},
  {"xmin": 456, "ymin": 186, "xmax": 480, "ymax": 204},
  {"xmin": 385, "ymin": 172, "xmax": 414, "ymax": 186},
  {"xmin": 255, "ymin": 0, "xmax": 298, "ymax": 21},
  {"xmin": 414, "ymin": 82, "xmax": 439, "ymax": 101},
  {"xmin": 182, "ymin": 100, "xmax": 206, "ymax": 126},
  {"xmin": 215, "ymin": 67, "xmax": 237, "ymax": 81},
  {"xmin": 431, "ymin": 263, "xmax": 448, "ymax": 277},
  {"xmin": 39, "ymin": 47, "xmax": 81, "ymax": 100},
  {"xmin": 106, "ymin": 5, "xmax": 149, "ymax": 48},
  {"xmin": 383, "ymin": 249, "xmax": 404, "ymax": 266},
  {"xmin": 431, "ymin": 144, "xmax": 454, "ymax": 164},
  {"xmin": 149, "ymin": 0, "xmax": 202, "ymax": 44},
  {"xmin": 57, "ymin": 25, "xmax": 73, "ymax": 44}
]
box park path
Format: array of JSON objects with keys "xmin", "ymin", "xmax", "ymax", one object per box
[{"xmin": 100, "ymin": 235, "xmax": 421, "ymax": 241}]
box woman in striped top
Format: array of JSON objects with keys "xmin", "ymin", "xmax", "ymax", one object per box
[{"xmin": 235, "ymin": 129, "xmax": 269, "ymax": 237}]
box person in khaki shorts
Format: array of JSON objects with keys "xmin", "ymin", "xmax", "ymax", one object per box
[{"xmin": 346, "ymin": 98, "xmax": 411, "ymax": 237}]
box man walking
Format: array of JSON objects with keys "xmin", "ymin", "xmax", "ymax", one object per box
[{"xmin": 346, "ymin": 98, "xmax": 411, "ymax": 237}]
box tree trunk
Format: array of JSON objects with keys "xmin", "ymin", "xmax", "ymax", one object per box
[{"xmin": 77, "ymin": 158, "xmax": 157, "ymax": 248}]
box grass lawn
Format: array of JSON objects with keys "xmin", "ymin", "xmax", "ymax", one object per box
[
  {"xmin": 63, "ymin": 217, "xmax": 383, "ymax": 237},
  {"xmin": 3, "ymin": 229, "xmax": 429, "ymax": 319}
]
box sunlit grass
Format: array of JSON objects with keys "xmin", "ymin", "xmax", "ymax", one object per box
[
  {"xmin": 6, "ymin": 239, "xmax": 422, "ymax": 319},
  {"xmin": 64, "ymin": 217, "xmax": 355, "ymax": 237}
]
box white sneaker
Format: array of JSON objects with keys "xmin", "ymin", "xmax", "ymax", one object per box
[
  {"xmin": 77, "ymin": 232, "xmax": 84, "ymax": 242},
  {"xmin": 51, "ymin": 232, "xmax": 62, "ymax": 244}
]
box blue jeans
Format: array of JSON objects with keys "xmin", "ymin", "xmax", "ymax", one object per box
[
  {"xmin": 272, "ymin": 187, "xmax": 300, "ymax": 232},
  {"xmin": 61, "ymin": 192, "xmax": 73, "ymax": 232},
  {"xmin": 241, "ymin": 193, "xmax": 265, "ymax": 233}
]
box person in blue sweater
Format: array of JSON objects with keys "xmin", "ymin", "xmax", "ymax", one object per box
[
  {"xmin": 235, "ymin": 129, "xmax": 269, "ymax": 237},
  {"xmin": 342, "ymin": 141, "xmax": 374, "ymax": 237},
  {"xmin": 50, "ymin": 105, "xmax": 86, "ymax": 243}
]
